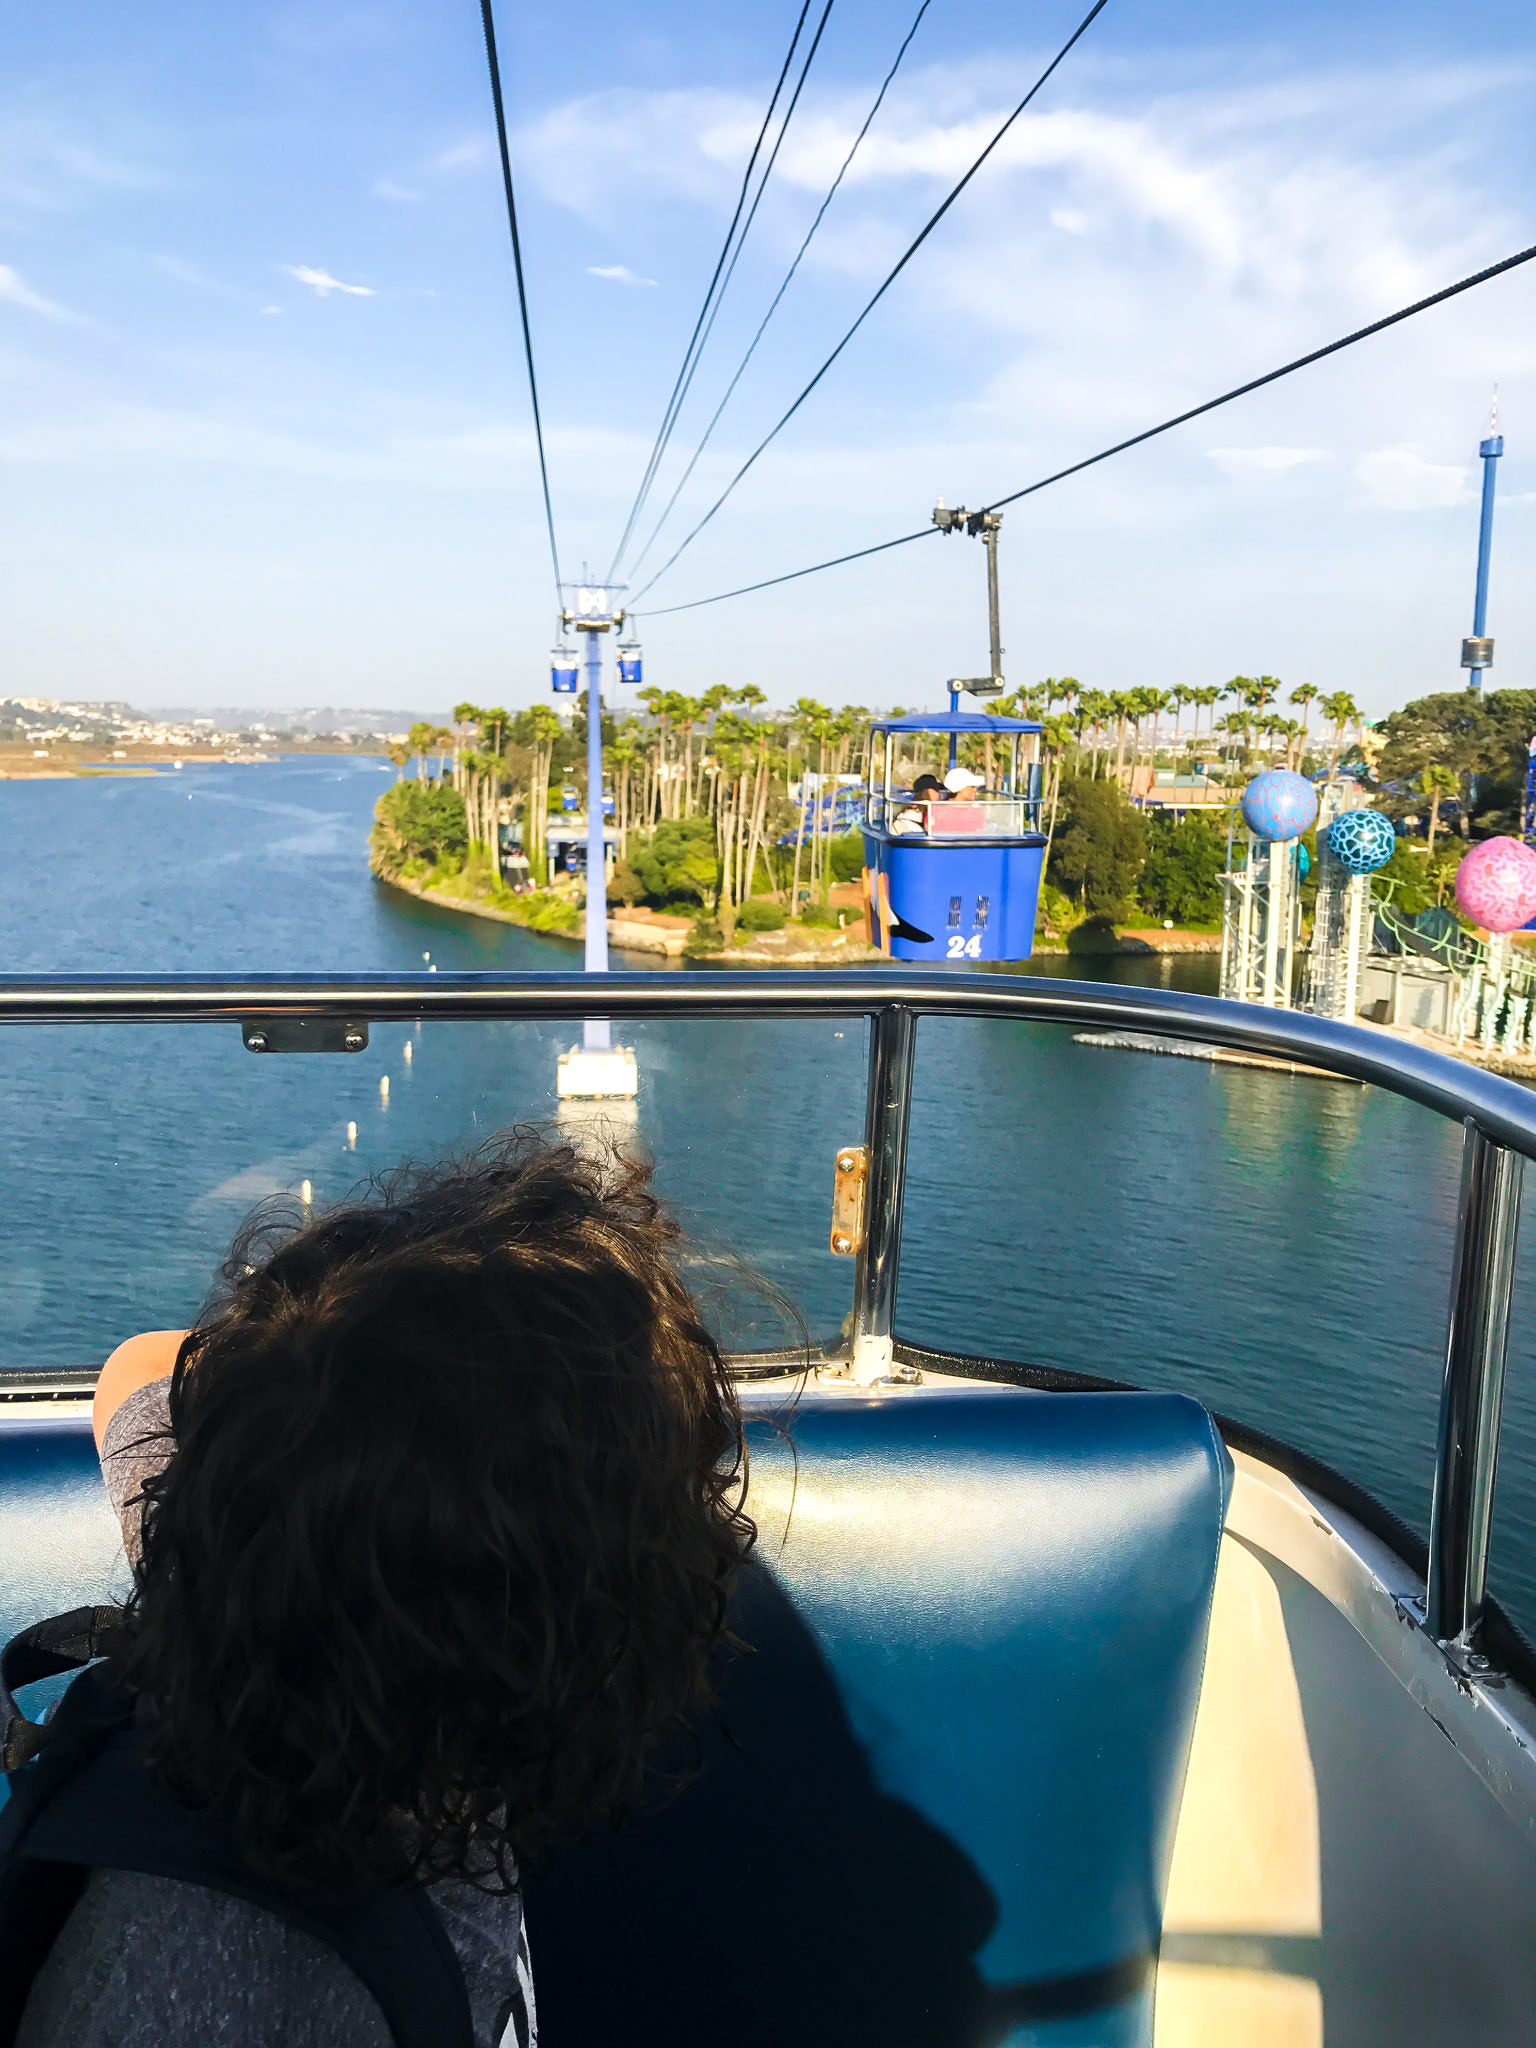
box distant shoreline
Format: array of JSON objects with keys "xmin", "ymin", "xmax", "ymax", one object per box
[{"xmin": 0, "ymin": 743, "xmax": 373, "ymax": 780}]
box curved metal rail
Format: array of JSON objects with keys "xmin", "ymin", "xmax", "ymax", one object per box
[{"xmin": 0, "ymin": 967, "xmax": 1527, "ymax": 1662}]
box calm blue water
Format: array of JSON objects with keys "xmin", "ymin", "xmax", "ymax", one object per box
[{"xmin": 1, "ymin": 757, "xmax": 1533, "ymax": 1640}]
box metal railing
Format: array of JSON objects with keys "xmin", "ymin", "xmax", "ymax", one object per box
[
  {"xmin": 866, "ymin": 794, "xmax": 1043, "ymax": 837},
  {"xmin": 2, "ymin": 968, "xmax": 1534, "ymax": 1661}
]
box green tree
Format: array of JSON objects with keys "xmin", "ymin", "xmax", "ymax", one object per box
[
  {"xmin": 1136, "ymin": 812, "xmax": 1227, "ymax": 925},
  {"xmin": 1047, "ymin": 774, "xmax": 1147, "ymax": 917},
  {"xmin": 1415, "ymin": 764, "xmax": 1460, "ymax": 854},
  {"xmin": 1318, "ymin": 690, "xmax": 1361, "ymax": 776},
  {"xmin": 371, "ymin": 781, "xmax": 468, "ymax": 877},
  {"xmin": 1374, "ymin": 687, "xmax": 1536, "ymax": 834},
  {"xmin": 630, "ymin": 815, "xmax": 718, "ymax": 905}
]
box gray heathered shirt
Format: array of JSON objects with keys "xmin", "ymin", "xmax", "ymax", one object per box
[{"xmin": 17, "ymin": 1379, "xmax": 534, "ymax": 2048}]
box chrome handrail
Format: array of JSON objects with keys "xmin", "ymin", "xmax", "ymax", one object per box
[{"xmin": 0, "ymin": 969, "xmax": 1529, "ymax": 1659}]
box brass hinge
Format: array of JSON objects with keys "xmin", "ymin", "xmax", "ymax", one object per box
[{"xmin": 830, "ymin": 1146, "xmax": 867, "ymax": 1257}]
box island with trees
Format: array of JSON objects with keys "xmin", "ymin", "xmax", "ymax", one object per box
[{"xmin": 367, "ymin": 679, "xmax": 1536, "ymax": 961}]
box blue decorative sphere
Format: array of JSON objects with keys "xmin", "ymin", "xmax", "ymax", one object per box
[
  {"xmin": 1241, "ymin": 769, "xmax": 1319, "ymax": 843},
  {"xmin": 1327, "ymin": 808, "xmax": 1396, "ymax": 875}
]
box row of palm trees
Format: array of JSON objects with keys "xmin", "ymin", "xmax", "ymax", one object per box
[
  {"xmin": 390, "ymin": 674, "xmax": 1370, "ymax": 921},
  {"xmin": 987, "ymin": 676, "xmax": 1365, "ymax": 781}
]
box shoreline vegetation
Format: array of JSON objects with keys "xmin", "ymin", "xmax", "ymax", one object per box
[
  {"xmin": 359, "ymin": 672, "xmax": 1536, "ymax": 967},
  {"xmin": 0, "ymin": 740, "xmax": 372, "ymax": 779}
]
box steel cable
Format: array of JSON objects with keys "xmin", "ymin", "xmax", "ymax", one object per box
[
  {"xmin": 624, "ymin": 0, "xmax": 933, "ymax": 582},
  {"xmin": 638, "ymin": 234, "xmax": 1536, "ymax": 618},
  {"xmin": 479, "ymin": 0, "xmax": 562, "ymax": 599},
  {"xmin": 606, "ymin": 1, "xmax": 817, "ymax": 581},
  {"xmin": 629, "ymin": 0, "xmax": 1112, "ymax": 603}
]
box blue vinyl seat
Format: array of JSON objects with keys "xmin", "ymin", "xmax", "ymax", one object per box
[
  {"xmin": 0, "ymin": 1385, "xmax": 1229, "ymax": 2047},
  {"xmin": 528, "ymin": 1386, "xmax": 1230, "ymax": 2048}
]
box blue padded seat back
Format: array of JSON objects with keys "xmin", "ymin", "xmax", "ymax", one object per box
[
  {"xmin": 529, "ymin": 1386, "xmax": 1229, "ymax": 2048},
  {"xmin": 0, "ymin": 1416, "xmax": 124, "ymax": 1648},
  {"xmin": 0, "ymin": 1391, "xmax": 1229, "ymax": 2047},
  {"xmin": 0, "ymin": 1414, "xmax": 126, "ymax": 1796}
]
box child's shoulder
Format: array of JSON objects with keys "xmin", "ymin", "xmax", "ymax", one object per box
[{"xmin": 93, "ymin": 1331, "xmax": 186, "ymax": 1451}]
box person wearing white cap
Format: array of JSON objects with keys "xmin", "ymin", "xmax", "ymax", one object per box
[{"xmin": 932, "ymin": 764, "xmax": 987, "ymax": 834}]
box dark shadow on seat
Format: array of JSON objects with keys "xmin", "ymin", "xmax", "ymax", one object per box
[{"xmin": 525, "ymin": 1560, "xmax": 1147, "ymax": 2048}]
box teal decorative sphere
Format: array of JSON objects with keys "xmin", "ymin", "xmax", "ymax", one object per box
[
  {"xmin": 1327, "ymin": 808, "xmax": 1396, "ymax": 875},
  {"xmin": 1241, "ymin": 769, "xmax": 1318, "ymax": 843}
]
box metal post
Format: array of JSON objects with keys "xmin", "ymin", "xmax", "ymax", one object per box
[
  {"xmin": 1427, "ymin": 1121, "xmax": 1525, "ymax": 1648},
  {"xmin": 850, "ymin": 1005, "xmax": 917, "ymax": 1383},
  {"xmin": 1464, "ymin": 425, "xmax": 1502, "ymax": 691},
  {"xmin": 1473, "ymin": 436, "xmax": 1501, "ymax": 642},
  {"xmin": 983, "ymin": 515, "xmax": 1003, "ymax": 684},
  {"xmin": 582, "ymin": 626, "xmax": 610, "ymax": 1050}
]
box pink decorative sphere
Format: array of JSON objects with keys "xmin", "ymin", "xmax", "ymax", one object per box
[{"xmin": 1455, "ymin": 837, "xmax": 1536, "ymax": 933}]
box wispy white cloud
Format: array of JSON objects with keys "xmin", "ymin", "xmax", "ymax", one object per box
[
  {"xmin": 588, "ymin": 264, "xmax": 656, "ymax": 287},
  {"xmin": 283, "ymin": 264, "xmax": 375, "ymax": 298},
  {"xmin": 1208, "ymin": 445, "xmax": 1329, "ymax": 477},
  {"xmin": 0, "ymin": 263, "xmax": 78, "ymax": 322},
  {"xmin": 1355, "ymin": 445, "xmax": 1469, "ymax": 510},
  {"xmin": 372, "ymin": 178, "xmax": 421, "ymax": 203},
  {"xmin": 0, "ymin": 112, "xmax": 165, "ymax": 212},
  {"xmin": 433, "ymin": 137, "xmax": 492, "ymax": 174}
]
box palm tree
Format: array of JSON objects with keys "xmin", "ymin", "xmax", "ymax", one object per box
[
  {"xmin": 1192, "ymin": 686, "xmax": 1221, "ymax": 757},
  {"xmin": 1289, "ymin": 684, "xmax": 1318, "ymax": 769},
  {"xmin": 1169, "ymin": 687, "xmax": 1190, "ymax": 758},
  {"xmin": 1318, "ymin": 691, "xmax": 1360, "ymax": 777},
  {"xmin": 1141, "ymin": 688, "xmax": 1171, "ymax": 770},
  {"xmin": 1416, "ymin": 764, "xmax": 1460, "ymax": 854},
  {"xmin": 521, "ymin": 704, "xmax": 563, "ymax": 881},
  {"xmin": 790, "ymin": 698, "xmax": 833, "ymax": 907},
  {"xmin": 609, "ymin": 728, "xmax": 641, "ymax": 855},
  {"xmin": 1109, "ymin": 692, "xmax": 1136, "ymax": 782}
]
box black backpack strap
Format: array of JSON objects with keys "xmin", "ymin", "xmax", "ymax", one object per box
[
  {"xmin": 0, "ymin": 1606, "xmax": 126, "ymax": 1771},
  {"xmin": 7, "ymin": 1727, "xmax": 475, "ymax": 2048}
]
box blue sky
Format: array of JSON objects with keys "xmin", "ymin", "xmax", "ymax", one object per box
[{"xmin": 3, "ymin": 0, "xmax": 1534, "ymax": 717}]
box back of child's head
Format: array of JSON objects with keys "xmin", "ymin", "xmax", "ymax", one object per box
[{"xmin": 125, "ymin": 1132, "xmax": 752, "ymax": 1891}]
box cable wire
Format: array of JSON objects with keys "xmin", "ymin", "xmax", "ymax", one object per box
[
  {"xmin": 638, "ymin": 233, "xmax": 1536, "ymax": 617},
  {"xmin": 630, "ymin": 0, "xmax": 1111, "ymax": 603},
  {"xmin": 625, "ymin": 0, "xmax": 934, "ymax": 582},
  {"xmin": 478, "ymin": 0, "xmax": 562, "ymax": 599},
  {"xmin": 621, "ymin": 0, "xmax": 839, "ymax": 580},
  {"xmin": 606, "ymin": 1, "xmax": 816, "ymax": 580}
]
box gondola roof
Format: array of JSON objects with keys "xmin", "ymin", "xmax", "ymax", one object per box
[{"xmin": 871, "ymin": 712, "xmax": 1042, "ymax": 734}]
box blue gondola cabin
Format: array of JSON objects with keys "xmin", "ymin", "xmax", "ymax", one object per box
[{"xmin": 862, "ymin": 711, "xmax": 1046, "ymax": 962}]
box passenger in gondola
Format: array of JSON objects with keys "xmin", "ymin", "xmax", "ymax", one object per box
[
  {"xmin": 930, "ymin": 765, "xmax": 988, "ymax": 834},
  {"xmin": 890, "ymin": 772, "xmax": 947, "ymax": 834},
  {"xmin": 13, "ymin": 1136, "xmax": 752, "ymax": 2048}
]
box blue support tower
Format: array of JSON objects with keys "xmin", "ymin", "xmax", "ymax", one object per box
[
  {"xmin": 582, "ymin": 623, "xmax": 608, "ymax": 995},
  {"xmin": 1462, "ymin": 413, "xmax": 1503, "ymax": 690}
]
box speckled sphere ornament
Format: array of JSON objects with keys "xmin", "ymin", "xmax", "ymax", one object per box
[
  {"xmin": 1327, "ymin": 808, "xmax": 1396, "ymax": 875},
  {"xmin": 1455, "ymin": 837, "xmax": 1536, "ymax": 934},
  {"xmin": 1241, "ymin": 769, "xmax": 1319, "ymax": 843}
]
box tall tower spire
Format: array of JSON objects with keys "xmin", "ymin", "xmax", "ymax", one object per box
[{"xmin": 1461, "ymin": 395, "xmax": 1503, "ymax": 690}]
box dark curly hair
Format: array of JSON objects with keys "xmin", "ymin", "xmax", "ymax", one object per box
[{"xmin": 122, "ymin": 1132, "xmax": 753, "ymax": 1892}]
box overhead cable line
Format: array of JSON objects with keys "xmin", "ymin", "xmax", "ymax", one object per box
[
  {"xmin": 622, "ymin": 0, "xmax": 839, "ymax": 580},
  {"xmin": 626, "ymin": 0, "xmax": 934, "ymax": 582},
  {"xmin": 638, "ymin": 233, "xmax": 1536, "ymax": 617},
  {"xmin": 629, "ymin": 0, "xmax": 1112, "ymax": 604},
  {"xmin": 478, "ymin": 0, "xmax": 562, "ymax": 599},
  {"xmin": 606, "ymin": 0, "xmax": 817, "ymax": 580}
]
